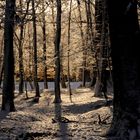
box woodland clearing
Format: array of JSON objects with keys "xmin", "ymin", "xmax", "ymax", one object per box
[{"xmin": 0, "ymin": 87, "xmax": 113, "ymax": 140}]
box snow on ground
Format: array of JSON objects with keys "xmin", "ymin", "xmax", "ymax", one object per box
[{"xmin": 0, "ymin": 87, "xmax": 113, "ymax": 140}]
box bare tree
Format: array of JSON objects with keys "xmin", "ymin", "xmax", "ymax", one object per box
[
  {"xmin": 54, "ymin": 0, "xmax": 62, "ymax": 103},
  {"xmin": 18, "ymin": 0, "xmax": 24, "ymax": 94},
  {"xmin": 0, "ymin": 34, "xmax": 4, "ymax": 88},
  {"xmin": 94, "ymin": 0, "xmax": 110, "ymax": 100},
  {"xmin": 18, "ymin": 0, "xmax": 30, "ymax": 94},
  {"xmin": 67, "ymin": 0, "xmax": 73, "ymax": 99},
  {"xmin": 76, "ymin": 0, "xmax": 86, "ymax": 87},
  {"xmin": 32, "ymin": 0, "xmax": 40, "ymax": 99},
  {"xmin": 60, "ymin": 44, "xmax": 66, "ymax": 88},
  {"xmin": 27, "ymin": 23, "xmax": 34, "ymax": 91},
  {"xmin": 2, "ymin": 0, "xmax": 16, "ymax": 111},
  {"xmin": 42, "ymin": 0, "xmax": 48, "ymax": 89}
]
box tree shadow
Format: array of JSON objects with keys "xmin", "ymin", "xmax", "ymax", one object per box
[
  {"xmin": 63, "ymin": 99, "xmax": 113, "ymax": 115},
  {"xmin": 0, "ymin": 110, "xmax": 9, "ymax": 122},
  {"xmin": 54, "ymin": 103, "xmax": 69, "ymax": 140}
]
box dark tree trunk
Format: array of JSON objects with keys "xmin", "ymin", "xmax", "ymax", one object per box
[
  {"xmin": 82, "ymin": 0, "xmax": 90, "ymax": 87},
  {"xmin": 93, "ymin": 0, "xmax": 103, "ymax": 96},
  {"xmin": 61, "ymin": 73, "xmax": 66, "ymax": 88},
  {"xmin": 32, "ymin": 0, "xmax": 40, "ymax": 98},
  {"xmin": 18, "ymin": 0, "xmax": 24, "ymax": 94},
  {"xmin": 42, "ymin": 23, "xmax": 48, "ymax": 89},
  {"xmin": 42, "ymin": 0, "xmax": 48, "ymax": 89},
  {"xmin": 54, "ymin": 0, "xmax": 62, "ymax": 103},
  {"xmin": 94, "ymin": 0, "xmax": 109, "ymax": 99},
  {"xmin": 77, "ymin": 0, "xmax": 86, "ymax": 87},
  {"xmin": 90, "ymin": 69, "xmax": 97, "ymax": 87},
  {"xmin": 0, "ymin": 62, "xmax": 4, "ymax": 88},
  {"xmin": 2, "ymin": 0, "xmax": 16, "ymax": 111},
  {"xmin": 27, "ymin": 23, "xmax": 34, "ymax": 91},
  {"xmin": 67, "ymin": 0, "xmax": 72, "ymax": 97},
  {"xmin": 0, "ymin": 35, "xmax": 4, "ymax": 88},
  {"xmin": 18, "ymin": 24, "xmax": 24, "ymax": 94},
  {"xmin": 60, "ymin": 45, "xmax": 66, "ymax": 89},
  {"xmin": 107, "ymin": 0, "xmax": 140, "ymax": 139}
]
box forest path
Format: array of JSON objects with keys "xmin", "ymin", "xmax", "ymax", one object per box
[{"xmin": 0, "ymin": 88, "xmax": 113, "ymax": 140}]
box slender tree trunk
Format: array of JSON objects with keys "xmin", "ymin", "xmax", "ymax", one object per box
[
  {"xmin": 94, "ymin": 0, "xmax": 102, "ymax": 97},
  {"xmin": 0, "ymin": 34, "xmax": 4, "ymax": 88},
  {"xmin": 60, "ymin": 45, "xmax": 66, "ymax": 88},
  {"xmin": 54, "ymin": 0, "xmax": 62, "ymax": 103},
  {"xmin": 86, "ymin": 1, "xmax": 97, "ymax": 88},
  {"xmin": 51, "ymin": 0, "xmax": 56, "ymax": 35},
  {"xmin": 27, "ymin": 23, "xmax": 34, "ymax": 91},
  {"xmin": 42, "ymin": 0, "xmax": 48, "ymax": 89},
  {"xmin": 32, "ymin": 0, "xmax": 40, "ymax": 98},
  {"xmin": 18, "ymin": 0, "xmax": 24, "ymax": 94},
  {"xmin": 107, "ymin": 0, "xmax": 140, "ymax": 138},
  {"xmin": 18, "ymin": 24, "xmax": 24, "ymax": 94},
  {"xmin": 77, "ymin": 0, "xmax": 87, "ymax": 87},
  {"xmin": 2, "ymin": 0, "xmax": 16, "ymax": 111},
  {"xmin": 0, "ymin": 62, "xmax": 4, "ymax": 88},
  {"xmin": 83, "ymin": 0, "xmax": 91, "ymax": 87},
  {"xmin": 67, "ymin": 0, "xmax": 72, "ymax": 98}
]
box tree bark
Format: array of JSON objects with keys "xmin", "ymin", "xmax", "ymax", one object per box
[
  {"xmin": 18, "ymin": 0, "xmax": 25, "ymax": 94},
  {"xmin": 77, "ymin": 0, "xmax": 86, "ymax": 87},
  {"xmin": 32, "ymin": 0, "xmax": 40, "ymax": 98},
  {"xmin": 94, "ymin": 0, "xmax": 109, "ymax": 98},
  {"xmin": 0, "ymin": 62, "xmax": 4, "ymax": 88},
  {"xmin": 67, "ymin": 0, "xmax": 72, "ymax": 98},
  {"xmin": 42, "ymin": 0, "xmax": 48, "ymax": 89},
  {"xmin": 2, "ymin": 0, "xmax": 16, "ymax": 111},
  {"xmin": 27, "ymin": 23, "xmax": 34, "ymax": 91},
  {"xmin": 0, "ymin": 35, "xmax": 4, "ymax": 88},
  {"xmin": 107, "ymin": 0, "xmax": 140, "ymax": 138},
  {"xmin": 54, "ymin": 0, "xmax": 62, "ymax": 103},
  {"xmin": 93, "ymin": 0, "xmax": 103, "ymax": 96},
  {"xmin": 60, "ymin": 45, "xmax": 66, "ymax": 88},
  {"xmin": 18, "ymin": 24, "xmax": 24, "ymax": 94}
]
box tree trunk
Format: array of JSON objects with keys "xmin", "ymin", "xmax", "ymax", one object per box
[
  {"xmin": 86, "ymin": 1, "xmax": 97, "ymax": 88},
  {"xmin": 32, "ymin": 0, "xmax": 40, "ymax": 98},
  {"xmin": 60, "ymin": 45, "xmax": 66, "ymax": 88},
  {"xmin": 90, "ymin": 69, "xmax": 97, "ymax": 87},
  {"xmin": 42, "ymin": 0, "xmax": 48, "ymax": 89},
  {"xmin": 18, "ymin": 0, "xmax": 24, "ymax": 94},
  {"xmin": 107, "ymin": 0, "xmax": 140, "ymax": 139},
  {"xmin": 18, "ymin": 24, "xmax": 24, "ymax": 94},
  {"xmin": 27, "ymin": 23, "xmax": 34, "ymax": 91},
  {"xmin": 54, "ymin": 0, "xmax": 62, "ymax": 103},
  {"xmin": 67, "ymin": 0, "xmax": 72, "ymax": 98},
  {"xmin": 61, "ymin": 73, "xmax": 66, "ymax": 88},
  {"xmin": 0, "ymin": 35, "xmax": 4, "ymax": 88},
  {"xmin": 0, "ymin": 62, "xmax": 4, "ymax": 88},
  {"xmin": 94, "ymin": 0, "xmax": 103, "ymax": 97},
  {"xmin": 2, "ymin": 0, "xmax": 16, "ymax": 111},
  {"xmin": 94, "ymin": 0, "xmax": 109, "ymax": 98},
  {"xmin": 82, "ymin": 0, "xmax": 90, "ymax": 87},
  {"xmin": 77, "ymin": 0, "xmax": 86, "ymax": 87}
]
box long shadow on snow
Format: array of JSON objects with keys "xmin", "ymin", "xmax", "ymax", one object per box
[
  {"xmin": 0, "ymin": 111, "xmax": 9, "ymax": 121},
  {"xmin": 63, "ymin": 99, "xmax": 113, "ymax": 114}
]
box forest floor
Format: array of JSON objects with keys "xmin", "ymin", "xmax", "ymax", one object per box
[{"xmin": 0, "ymin": 87, "xmax": 114, "ymax": 140}]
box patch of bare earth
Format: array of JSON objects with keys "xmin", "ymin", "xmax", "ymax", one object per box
[{"xmin": 0, "ymin": 88, "xmax": 113, "ymax": 140}]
